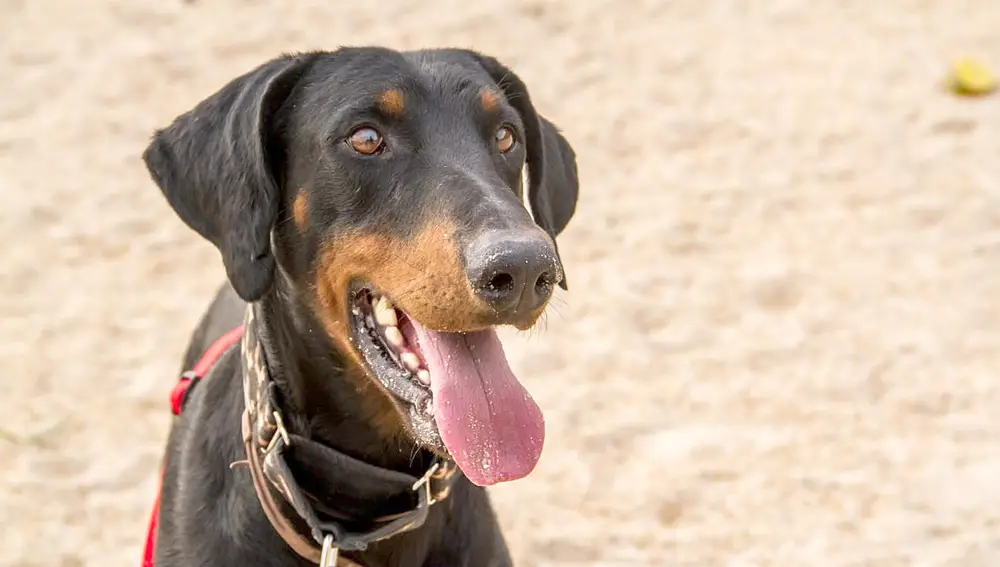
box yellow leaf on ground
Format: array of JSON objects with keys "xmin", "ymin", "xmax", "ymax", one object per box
[{"xmin": 949, "ymin": 57, "xmax": 997, "ymax": 96}]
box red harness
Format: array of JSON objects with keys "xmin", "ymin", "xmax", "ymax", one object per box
[{"xmin": 142, "ymin": 325, "xmax": 246, "ymax": 567}]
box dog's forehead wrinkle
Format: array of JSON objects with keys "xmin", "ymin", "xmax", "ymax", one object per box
[
  {"xmin": 405, "ymin": 53, "xmax": 495, "ymax": 100},
  {"xmin": 410, "ymin": 54, "xmax": 469, "ymax": 81}
]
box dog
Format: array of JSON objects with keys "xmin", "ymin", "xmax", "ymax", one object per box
[{"xmin": 141, "ymin": 47, "xmax": 579, "ymax": 567}]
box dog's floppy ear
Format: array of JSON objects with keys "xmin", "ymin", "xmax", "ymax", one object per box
[
  {"xmin": 468, "ymin": 52, "xmax": 580, "ymax": 290},
  {"xmin": 143, "ymin": 53, "xmax": 317, "ymax": 302}
]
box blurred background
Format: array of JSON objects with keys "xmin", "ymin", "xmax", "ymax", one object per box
[{"xmin": 2, "ymin": 1, "xmax": 999, "ymax": 565}]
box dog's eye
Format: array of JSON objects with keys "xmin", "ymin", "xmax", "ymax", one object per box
[
  {"xmin": 348, "ymin": 127, "xmax": 385, "ymax": 155},
  {"xmin": 495, "ymin": 126, "xmax": 515, "ymax": 153}
]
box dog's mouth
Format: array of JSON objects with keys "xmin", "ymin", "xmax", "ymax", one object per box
[{"xmin": 348, "ymin": 283, "xmax": 545, "ymax": 487}]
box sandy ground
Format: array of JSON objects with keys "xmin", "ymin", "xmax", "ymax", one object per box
[{"xmin": 2, "ymin": 1, "xmax": 1000, "ymax": 565}]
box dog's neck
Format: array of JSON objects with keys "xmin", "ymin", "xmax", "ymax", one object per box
[
  {"xmin": 252, "ymin": 281, "xmax": 429, "ymax": 476},
  {"xmin": 236, "ymin": 285, "xmax": 460, "ymax": 565}
]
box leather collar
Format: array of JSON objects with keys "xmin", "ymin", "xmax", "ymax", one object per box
[{"xmin": 237, "ymin": 304, "xmax": 459, "ymax": 567}]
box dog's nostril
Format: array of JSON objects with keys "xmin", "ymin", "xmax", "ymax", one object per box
[
  {"xmin": 534, "ymin": 272, "xmax": 554, "ymax": 298},
  {"xmin": 487, "ymin": 272, "xmax": 516, "ymax": 294}
]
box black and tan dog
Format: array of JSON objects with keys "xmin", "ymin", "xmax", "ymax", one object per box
[{"xmin": 141, "ymin": 47, "xmax": 579, "ymax": 567}]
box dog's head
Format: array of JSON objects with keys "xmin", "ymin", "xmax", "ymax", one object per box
[{"xmin": 143, "ymin": 48, "xmax": 579, "ymax": 486}]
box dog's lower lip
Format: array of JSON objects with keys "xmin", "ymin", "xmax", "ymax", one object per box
[{"xmin": 349, "ymin": 287, "xmax": 433, "ymax": 405}]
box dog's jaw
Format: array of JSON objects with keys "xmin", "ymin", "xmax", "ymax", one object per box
[
  {"xmin": 347, "ymin": 285, "xmax": 446, "ymax": 453},
  {"xmin": 345, "ymin": 282, "xmax": 546, "ymax": 487}
]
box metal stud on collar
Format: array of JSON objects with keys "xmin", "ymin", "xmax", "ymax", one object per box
[{"xmin": 319, "ymin": 534, "xmax": 339, "ymax": 567}]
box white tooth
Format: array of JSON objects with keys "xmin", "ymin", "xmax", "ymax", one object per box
[
  {"xmin": 384, "ymin": 326, "xmax": 404, "ymax": 347},
  {"xmin": 373, "ymin": 296, "xmax": 398, "ymax": 326},
  {"xmin": 401, "ymin": 351, "xmax": 421, "ymax": 372},
  {"xmin": 417, "ymin": 369, "xmax": 431, "ymax": 385}
]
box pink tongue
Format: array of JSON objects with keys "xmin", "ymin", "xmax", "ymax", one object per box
[{"xmin": 405, "ymin": 321, "xmax": 545, "ymax": 486}]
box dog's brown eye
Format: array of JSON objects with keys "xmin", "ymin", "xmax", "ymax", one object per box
[
  {"xmin": 495, "ymin": 126, "xmax": 515, "ymax": 153},
  {"xmin": 348, "ymin": 127, "xmax": 384, "ymax": 155}
]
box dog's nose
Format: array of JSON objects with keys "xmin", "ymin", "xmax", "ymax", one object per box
[{"xmin": 466, "ymin": 231, "xmax": 562, "ymax": 319}]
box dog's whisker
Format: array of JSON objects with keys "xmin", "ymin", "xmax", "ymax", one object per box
[
  {"xmin": 545, "ymin": 301, "xmax": 569, "ymax": 321},
  {"xmin": 407, "ymin": 444, "xmax": 422, "ymax": 467}
]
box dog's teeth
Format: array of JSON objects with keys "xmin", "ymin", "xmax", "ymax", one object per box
[
  {"xmin": 384, "ymin": 326, "xmax": 404, "ymax": 347},
  {"xmin": 373, "ymin": 296, "xmax": 398, "ymax": 327},
  {"xmin": 375, "ymin": 309, "xmax": 397, "ymax": 328},
  {"xmin": 401, "ymin": 351, "xmax": 421, "ymax": 372},
  {"xmin": 417, "ymin": 369, "xmax": 431, "ymax": 385}
]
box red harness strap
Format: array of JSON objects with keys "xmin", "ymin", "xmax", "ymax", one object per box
[{"xmin": 142, "ymin": 325, "xmax": 245, "ymax": 567}]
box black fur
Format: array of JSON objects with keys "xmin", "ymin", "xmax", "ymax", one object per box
[{"xmin": 143, "ymin": 47, "xmax": 579, "ymax": 567}]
